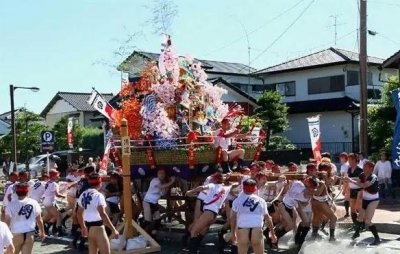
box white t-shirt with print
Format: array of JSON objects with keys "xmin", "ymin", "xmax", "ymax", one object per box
[
  {"xmin": 28, "ymin": 180, "xmax": 46, "ymax": 202},
  {"xmin": 203, "ymin": 183, "xmax": 231, "ymax": 213},
  {"xmin": 42, "ymin": 181, "xmax": 58, "ymax": 207},
  {"xmin": 197, "ymin": 176, "xmax": 212, "ymax": 201},
  {"xmin": 0, "ymin": 221, "xmax": 13, "ymax": 254},
  {"xmin": 282, "ymin": 181, "xmax": 305, "ymax": 209},
  {"xmin": 232, "ymin": 193, "xmax": 268, "ymax": 228},
  {"xmin": 3, "ymin": 182, "xmax": 18, "ymax": 207},
  {"xmin": 78, "ymin": 188, "xmax": 106, "ymax": 222},
  {"xmin": 144, "ymin": 178, "xmax": 162, "ymax": 204},
  {"xmin": 5, "ymin": 197, "xmax": 41, "ymax": 234}
]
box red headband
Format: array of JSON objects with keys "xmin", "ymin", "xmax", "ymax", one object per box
[
  {"xmin": 49, "ymin": 171, "xmax": 59, "ymax": 177},
  {"xmin": 243, "ymin": 184, "xmax": 257, "ymax": 193},
  {"xmin": 88, "ymin": 177, "xmax": 102, "ymax": 186},
  {"xmin": 15, "ymin": 185, "xmax": 29, "ymax": 193},
  {"xmin": 212, "ymin": 173, "xmax": 224, "ymax": 184}
]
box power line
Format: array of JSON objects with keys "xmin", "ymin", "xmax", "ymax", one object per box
[
  {"xmin": 203, "ymin": 0, "xmax": 307, "ymax": 57},
  {"xmin": 249, "ymin": 0, "xmax": 315, "ymax": 66}
]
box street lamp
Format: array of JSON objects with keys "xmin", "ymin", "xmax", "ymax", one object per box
[{"xmin": 9, "ymin": 84, "xmax": 40, "ymax": 172}]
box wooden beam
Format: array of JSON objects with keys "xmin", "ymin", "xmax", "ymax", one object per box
[{"xmin": 121, "ymin": 119, "xmax": 135, "ymax": 238}]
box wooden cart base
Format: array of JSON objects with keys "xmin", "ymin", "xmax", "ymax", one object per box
[{"xmin": 111, "ymin": 220, "xmax": 161, "ymax": 254}]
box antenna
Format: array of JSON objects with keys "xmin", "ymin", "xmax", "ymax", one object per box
[{"xmin": 328, "ymin": 15, "xmax": 345, "ymax": 45}]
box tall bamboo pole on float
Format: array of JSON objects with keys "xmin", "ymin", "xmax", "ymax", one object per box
[{"xmin": 121, "ymin": 119, "xmax": 135, "ymax": 238}]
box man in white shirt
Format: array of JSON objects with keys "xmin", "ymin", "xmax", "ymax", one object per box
[
  {"xmin": 77, "ymin": 173, "xmax": 118, "ymax": 254},
  {"xmin": 0, "ymin": 221, "xmax": 14, "ymax": 254},
  {"xmin": 2, "ymin": 172, "xmax": 19, "ymax": 222},
  {"xmin": 231, "ymin": 178, "xmax": 277, "ymax": 254},
  {"xmin": 4, "ymin": 182, "xmax": 46, "ymax": 254},
  {"xmin": 374, "ymin": 152, "xmax": 394, "ymax": 199},
  {"xmin": 214, "ymin": 118, "xmax": 246, "ymax": 172}
]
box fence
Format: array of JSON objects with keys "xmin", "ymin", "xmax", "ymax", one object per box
[{"xmin": 293, "ymin": 142, "xmax": 353, "ymax": 155}]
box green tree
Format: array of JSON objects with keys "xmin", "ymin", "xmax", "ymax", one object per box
[
  {"xmin": 0, "ymin": 109, "xmax": 47, "ymax": 163},
  {"xmin": 255, "ymin": 90, "xmax": 289, "ymax": 149},
  {"xmin": 52, "ymin": 116, "xmax": 83, "ymax": 151},
  {"xmin": 367, "ymin": 76, "xmax": 399, "ymax": 159},
  {"xmin": 52, "ymin": 116, "xmax": 104, "ymax": 154}
]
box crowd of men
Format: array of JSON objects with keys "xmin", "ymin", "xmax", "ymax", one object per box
[{"xmin": 0, "ymin": 149, "xmax": 394, "ymax": 254}]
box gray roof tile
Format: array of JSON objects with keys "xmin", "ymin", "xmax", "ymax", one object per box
[
  {"xmin": 41, "ymin": 92, "xmax": 113, "ymax": 116},
  {"xmin": 255, "ymin": 47, "xmax": 385, "ymax": 74},
  {"xmin": 119, "ymin": 51, "xmax": 254, "ymax": 75}
]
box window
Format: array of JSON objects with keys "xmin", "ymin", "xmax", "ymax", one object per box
[
  {"xmin": 368, "ymin": 89, "xmax": 381, "ymax": 100},
  {"xmin": 276, "ymin": 81, "xmax": 296, "ymax": 96},
  {"xmin": 251, "ymin": 84, "xmax": 275, "ymax": 94},
  {"xmin": 347, "ymin": 71, "xmax": 359, "ymax": 86},
  {"xmin": 347, "ymin": 71, "xmax": 373, "ymax": 86},
  {"xmin": 252, "ymin": 85, "xmax": 265, "ymax": 93},
  {"xmin": 308, "ymin": 75, "xmax": 345, "ymax": 94}
]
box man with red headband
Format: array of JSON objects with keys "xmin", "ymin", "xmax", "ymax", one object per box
[
  {"xmin": 28, "ymin": 174, "xmax": 48, "ymax": 203},
  {"xmin": 5, "ymin": 182, "xmax": 45, "ymax": 254},
  {"xmin": 185, "ymin": 172, "xmax": 234, "ymax": 253},
  {"xmin": 214, "ymin": 118, "xmax": 246, "ymax": 172},
  {"xmin": 77, "ymin": 173, "xmax": 119, "ymax": 254},
  {"xmin": 42, "ymin": 170, "xmax": 66, "ymax": 236},
  {"xmin": 70, "ymin": 166, "xmax": 95, "ymax": 250},
  {"xmin": 230, "ymin": 178, "xmax": 277, "ymax": 254},
  {"xmin": 1, "ymin": 172, "xmax": 19, "ymax": 222}
]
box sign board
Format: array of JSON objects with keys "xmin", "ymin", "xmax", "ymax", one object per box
[
  {"xmin": 41, "ymin": 131, "xmax": 55, "ymax": 153},
  {"xmin": 121, "ymin": 136, "xmax": 131, "ymax": 156}
]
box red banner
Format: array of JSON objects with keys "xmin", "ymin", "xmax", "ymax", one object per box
[
  {"xmin": 100, "ymin": 141, "xmax": 111, "ymax": 171},
  {"xmin": 145, "ymin": 135, "xmax": 156, "ymax": 169},
  {"xmin": 216, "ymin": 146, "xmax": 223, "ymax": 165},
  {"xmin": 188, "ymin": 145, "xmax": 195, "ymax": 169},
  {"xmin": 253, "ymin": 143, "xmax": 263, "ymax": 162},
  {"xmin": 110, "ymin": 146, "xmax": 122, "ymax": 168},
  {"xmin": 147, "ymin": 148, "xmax": 156, "ymax": 169},
  {"xmin": 67, "ymin": 117, "xmax": 74, "ymax": 149},
  {"xmin": 307, "ymin": 115, "xmax": 322, "ymax": 162}
]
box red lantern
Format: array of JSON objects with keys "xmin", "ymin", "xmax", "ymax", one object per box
[{"xmin": 188, "ymin": 131, "xmax": 198, "ymax": 142}]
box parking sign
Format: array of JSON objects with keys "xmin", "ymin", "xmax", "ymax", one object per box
[{"xmin": 41, "ymin": 131, "xmax": 55, "ymax": 153}]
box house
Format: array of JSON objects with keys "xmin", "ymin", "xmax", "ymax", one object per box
[
  {"xmin": 252, "ymin": 47, "xmax": 398, "ymax": 154},
  {"xmin": 0, "ymin": 119, "xmax": 10, "ymax": 138},
  {"xmin": 117, "ymin": 51, "xmax": 262, "ymax": 114},
  {"xmin": 41, "ymin": 92, "xmax": 114, "ymax": 127},
  {"xmin": 382, "ymin": 49, "xmax": 400, "ymax": 80}
]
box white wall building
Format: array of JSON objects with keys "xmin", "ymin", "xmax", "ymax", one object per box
[
  {"xmin": 253, "ymin": 47, "xmax": 397, "ymax": 154},
  {"xmin": 41, "ymin": 92, "xmax": 114, "ymax": 127}
]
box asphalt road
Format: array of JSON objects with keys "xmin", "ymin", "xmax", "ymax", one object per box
[{"xmin": 31, "ymin": 228, "xmax": 400, "ymax": 254}]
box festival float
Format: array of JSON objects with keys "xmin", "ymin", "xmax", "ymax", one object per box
[{"xmin": 94, "ymin": 35, "xmax": 265, "ymax": 180}]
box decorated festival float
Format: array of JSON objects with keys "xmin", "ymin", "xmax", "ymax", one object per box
[
  {"xmin": 87, "ymin": 36, "xmax": 309, "ymax": 253},
  {"xmin": 95, "ymin": 35, "xmax": 265, "ymax": 180}
]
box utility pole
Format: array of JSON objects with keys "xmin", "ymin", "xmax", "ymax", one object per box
[
  {"xmin": 359, "ymin": 0, "xmax": 368, "ymax": 154},
  {"xmin": 10, "ymin": 85, "xmax": 17, "ymax": 171}
]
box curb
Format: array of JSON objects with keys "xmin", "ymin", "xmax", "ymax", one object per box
[{"xmin": 338, "ymin": 222, "xmax": 400, "ymax": 235}]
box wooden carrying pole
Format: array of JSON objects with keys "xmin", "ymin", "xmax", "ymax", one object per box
[
  {"xmin": 121, "ymin": 119, "xmax": 135, "ymax": 238},
  {"xmin": 115, "ymin": 119, "xmax": 161, "ymax": 254}
]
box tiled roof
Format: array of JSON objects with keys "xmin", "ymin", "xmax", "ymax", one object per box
[
  {"xmin": 0, "ymin": 109, "xmax": 23, "ymax": 123},
  {"xmin": 208, "ymin": 77, "xmax": 258, "ymax": 104},
  {"xmin": 118, "ymin": 51, "xmax": 255, "ymax": 75},
  {"xmin": 255, "ymin": 47, "xmax": 385, "ymax": 74},
  {"xmin": 382, "ymin": 49, "xmax": 400, "ymax": 69},
  {"xmin": 286, "ymin": 96, "xmax": 359, "ymax": 114},
  {"xmin": 41, "ymin": 92, "xmax": 113, "ymax": 116}
]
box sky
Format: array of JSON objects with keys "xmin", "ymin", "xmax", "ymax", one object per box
[{"xmin": 1, "ymin": 0, "xmax": 400, "ymax": 114}]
